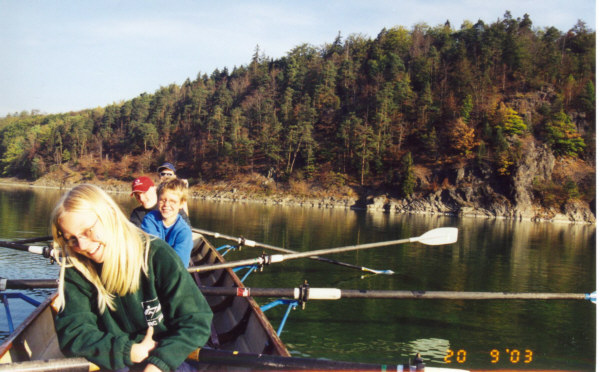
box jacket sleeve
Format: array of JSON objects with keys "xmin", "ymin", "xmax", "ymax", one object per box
[
  {"xmin": 146, "ymin": 240, "xmax": 213, "ymax": 371},
  {"xmin": 54, "ymin": 269, "xmax": 135, "ymax": 370}
]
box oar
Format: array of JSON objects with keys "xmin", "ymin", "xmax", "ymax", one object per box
[
  {"xmin": 197, "ymin": 286, "xmax": 597, "ymax": 302},
  {"xmin": 0, "ymin": 240, "xmax": 54, "ymax": 257},
  {"xmin": 189, "ymin": 227, "xmax": 458, "ymax": 273},
  {"xmin": 192, "ymin": 227, "xmax": 393, "ymax": 275},
  {"xmin": 186, "ymin": 348, "xmax": 408, "ymax": 370},
  {"xmin": 0, "ymin": 349, "xmax": 408, "ymax": 371},
  {"xmin": 3, "ymin": 279, "xmax": 594, "ymax": 303}
]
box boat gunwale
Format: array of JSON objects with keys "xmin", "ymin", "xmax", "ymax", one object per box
[{"xmin": 0, "ymin": 292, "xmax": 57, "ymax": 359}]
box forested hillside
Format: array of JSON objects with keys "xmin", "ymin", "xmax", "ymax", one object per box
[{"xmin": 0, "ymin": 12, "xmax": 595, "ymax": 220}]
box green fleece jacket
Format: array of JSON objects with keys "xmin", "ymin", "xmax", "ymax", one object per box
[{"xmin": 54, "ymin": 238, "xmax": 213, "ymax": 371}]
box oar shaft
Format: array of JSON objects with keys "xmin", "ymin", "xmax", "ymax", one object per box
[
  {"xmin": 198, "ymin": 286, "xmax": 590, "ymax": 301},
  {"xmin": 12, "ymin": 236, "xmax": 52, "ymax": 244},
  {"xmin": 188, "ymin": 256, "xmax": 272, "ymax": 273},
  {"xmin": 339, "ymin": 290, "xmax": 588, "ymax": 300},
  {"xmin": 1, "ymin": 279, "xmax": 58, "ymax": 290},
  {"xmin": 187, "ymin": 348, "xmax": 401, "ymax": 370}
]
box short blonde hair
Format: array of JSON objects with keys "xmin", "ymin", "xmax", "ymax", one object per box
[
  {"xmin": 51, "ymin": 184, "xmax": 151, "ymax": 313},
  {"xmin": 157, "ymin": 178, "xmax": 188, "ymax": 203}
]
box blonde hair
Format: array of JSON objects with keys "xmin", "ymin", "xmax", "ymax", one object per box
[
  {"xmin": 51, "ymin": 184, "xmax": 151, "ymax": 313},
  {"xmin": 157, "ymin": 178, "xmax": 188, "ymax": 203}
]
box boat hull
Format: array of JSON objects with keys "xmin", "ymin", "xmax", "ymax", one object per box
[{"xmin": 0, "ymin": 233, "xmax": 289, "ymax": 369}]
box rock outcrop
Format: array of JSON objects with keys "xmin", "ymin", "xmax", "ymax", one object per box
[{"xmin": 366, "ymin": 141, "xmax": 595, "ymax": 224}]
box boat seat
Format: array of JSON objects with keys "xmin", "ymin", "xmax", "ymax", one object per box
[
  {"xmin": 191, "ymin": 242, "xmax": 219, "ymax": 266},
  {"xmin": 212, "ymin": 297, "xmax": 250, "ymax": 336},
  {"xmin": 197, "ymin": 269, "xmax": 226, "ymax": 287},
  {"xmin": 205, "ymin": 294, "xmax": 229, "ymax": 309}
]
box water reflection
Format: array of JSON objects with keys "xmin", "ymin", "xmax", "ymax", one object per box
[{"xmin": 0, "ymin": 186, "xmax": 595, "ymax": 370}]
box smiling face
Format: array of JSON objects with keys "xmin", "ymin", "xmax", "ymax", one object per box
[
  {"xmin": 157, "ymin": 190, "xmax": 184, "ymax": 226},
  {"xmin": 58, "ymin": 210, "xmax": 106, "ymax": 263}
]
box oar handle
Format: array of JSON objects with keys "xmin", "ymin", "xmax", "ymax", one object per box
[{"xmin": 0, "ymin": 241, "xmax": 54, "ymax": 257}]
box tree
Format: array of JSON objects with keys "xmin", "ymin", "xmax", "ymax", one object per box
[
  {"xmin": 286, "ymin": 94, "xmax": 316, "ymax": 175},
  {"xmin": 447, "ymin": 117, "xmax": 478, "ymax": 157},
  {"xmin": 494, "ymin": 102, "xmax": 527, "ymax": 135},
  {"xmin": 399, "ymin": 152, "xmax": 416, "ymax": 197},
  {"xmin": 460, "ymin": 95, "xmax": 473, "ymax": 124},
  {"xmin": 543, "ymin": 111, "xmax": 585, "ymax": 156},
  {"xmin": 351, "ymin": 121, "xmax": 377, "ymax": 185},
  {"xmin": 131, "ymin": 122, "xmax": 159, "ymax": 153}
]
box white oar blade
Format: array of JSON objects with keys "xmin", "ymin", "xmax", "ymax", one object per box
[{"xmin": 414, "ymin": 227, "xmax": 458, "ymax": 245}]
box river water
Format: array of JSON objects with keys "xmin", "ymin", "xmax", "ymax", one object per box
[{"xmin": 0, "ymin": 185, "xmax": 596, "ymax": 370}]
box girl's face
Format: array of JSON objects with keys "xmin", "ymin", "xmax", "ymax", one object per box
[
  {"xmin": 157, "ymin": 190, "xmax": 184, "ymax": 226},
  {"xmin": 58, "ymin": 210, "xmax": 106, "ymax": 263}
]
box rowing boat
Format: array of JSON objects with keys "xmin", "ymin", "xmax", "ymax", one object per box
[
  {"xmin": 0, "ymin": 232, "xmax": 468, "ymax": 371},
  {"xmin": 0, "ymin": 232, "xmax": 289, "ymax": 370}
]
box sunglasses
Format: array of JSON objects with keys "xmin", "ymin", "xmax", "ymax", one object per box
[{"xmin": 159, "ymin": 172, "xmax": 174, "ymax": 177}]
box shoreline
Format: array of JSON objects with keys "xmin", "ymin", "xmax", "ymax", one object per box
[{"xmin": 0, "ymin": 177, "xmax": 595, "ymax": 225}]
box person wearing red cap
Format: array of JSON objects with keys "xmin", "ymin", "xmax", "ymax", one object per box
[{"xmin": 130, "ymin": 176, "xmax": 190, "ymax": 228}]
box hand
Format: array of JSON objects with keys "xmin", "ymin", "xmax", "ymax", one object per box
[{"xmin": 131, "ymin": 327, "xmax": 157, "ymax": 364}]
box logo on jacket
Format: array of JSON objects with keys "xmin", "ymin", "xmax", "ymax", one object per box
[{"xmin": 142, "ymin": 298, "xmax": 164, "ymax": 326}]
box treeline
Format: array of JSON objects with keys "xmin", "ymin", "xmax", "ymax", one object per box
[{"xmin": 0, "ymin": 12, "xmax": 595, "ymax": 199}]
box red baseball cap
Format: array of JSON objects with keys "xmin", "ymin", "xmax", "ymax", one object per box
[{"xmin": 131, "ymin": 176, "xmax": 155, "ymax": 195}]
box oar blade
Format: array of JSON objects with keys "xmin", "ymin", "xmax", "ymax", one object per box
[{"xmin": 414, "ymin": 227, "xmax": 458, "ymax": 246}]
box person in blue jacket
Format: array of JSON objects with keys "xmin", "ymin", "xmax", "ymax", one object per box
[
  {"xmin": 141, "ymin": 178, "xmax": 193, "ymax": 266},
  {"xmin": 50, "ymin": 184, "xmax": 212, "ymax": 371}
]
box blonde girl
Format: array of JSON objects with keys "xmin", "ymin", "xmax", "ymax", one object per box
[{"xmin": 51, "ymin": 184, "xmax": 212, "ymax": 372}]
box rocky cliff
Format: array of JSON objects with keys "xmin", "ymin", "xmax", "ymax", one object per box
[{"xmin": 366, "ymin": 141, "xmax": 595, "ymax": 224}]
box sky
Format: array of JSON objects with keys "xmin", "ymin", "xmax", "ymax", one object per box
[{"xmin": 0, "ymin": 0, "xmax": 596, "ymax": 117}]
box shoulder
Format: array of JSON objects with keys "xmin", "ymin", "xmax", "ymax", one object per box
[
  {"xmin": 148, "ymin": 210, "xmax": 162, "ymax": 219},
  {"xmin": 149, "ymin": 238, "xmax": 177, "ymax": 260},
  {"xmin": 172, "ymin": 216, "xmax": 192, "ymax": 237},
  {"xmin": 142, "ymin": 210, "xmax": 162, "ymax": 224},
  {"xmin": 63, "ymin": 266, "xmax": 95, "ymax": 295},
  {"xmin": 175, "ymin": 215, "xmax": 191, "ymax": 229},
  {"xmin": 148, "ymin": 238, "xmax": 186, "ymax": 270},
  {"xmin": 149, "ymin": 237, "xmax": 172, "ymax": 254}
]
